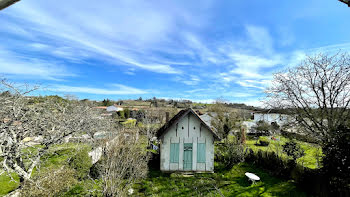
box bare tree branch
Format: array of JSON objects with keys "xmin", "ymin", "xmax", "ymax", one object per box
[
  {"xmin": 266, "ymin": 52, "xmax": 350, "ymax": 143},
  {"xmin": 0, "ymin": 0, "xmax": 20, "ymax": 11}
]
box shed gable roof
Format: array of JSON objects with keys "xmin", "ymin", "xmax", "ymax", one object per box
[{"xmin": 156, "ymin": 108, "xmax": 220, "ymax": 140}]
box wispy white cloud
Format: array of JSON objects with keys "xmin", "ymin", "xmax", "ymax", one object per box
[
  {"xmin": 182, "ymin": 75, "xmax": 201, "ymax": 85},
  {"xmin": 159, "ymin": 97, "xmax": 216, "ymax": 104},
  {"xmin": 236, "ymin": 79, "xmax": 272, "ymax": 90},
  {"xmin": 0, "ymin": 0, "xmax": 189, "ymax": 75},
  {"xmin": 50, "ymin": 84, "xmax": 148, "ymax": 95},
  {"xmin": 1, "ymin": 0, "xmax": 348, "ymax": 104},
  {"xmin": 245, "ymin": 25, "xmax": 274, "ymax": 55},
  {"xmin": 183, "ymin": 33, "xmax": 224, "ymax": 64},
  {"xmin": 228, "ymin": 53, "xmax": 282, "ymax": 79},
  {"xmin": 185, "ymin": 88, "xmax": 207, "ymax": 93},
  {"xmin": 0, "ymin": 47, "xmax": 74, "ymax": 80},
  {"xmin": 242, "ymin": 99, "xmax": 264, "ymax": 107}
]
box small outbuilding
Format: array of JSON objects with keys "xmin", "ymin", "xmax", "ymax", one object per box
[{"xmin": 157, "ymin": 108, "xmax": 220, "ymax": 172}]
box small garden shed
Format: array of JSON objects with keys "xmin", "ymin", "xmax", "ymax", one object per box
[{"xmin": 157, "ymin": 108, "xmax": 220, "ymax": 172}]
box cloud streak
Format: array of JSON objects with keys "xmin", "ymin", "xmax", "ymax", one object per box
[
  {"xmin": 50, "ymin": 84, "xmax": 148, "ymax": 95},
  {"xmin": 0, "ymin": 47, "xmax": 74, "ymax": 80}
]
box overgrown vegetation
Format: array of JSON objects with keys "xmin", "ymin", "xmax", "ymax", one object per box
[
  {"xmin": 215, "ymin": 135, "xmax": 245, "ymax": 169},
  {"xmin": 246, "ymin": 136, "xmax": 322, "ymax": 169},
  {"xmin": 135, "ymin": 162, "xmax": 308, "ymax": 196},
  {"xmin": 282, "ymin": 141, "xmax": 305, "ymax": 161}
]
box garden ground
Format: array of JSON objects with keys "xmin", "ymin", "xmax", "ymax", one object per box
[
  {"xmin": 134, "ymin": 162, "xmax": 308, "ymax": 197},
  {"xmin": 0, "ymin": 139, "xmax": 314, "ymax": 196},
  {"xmin": 246, "ymin": 136, "xmax": 322, "ymax": 169}
]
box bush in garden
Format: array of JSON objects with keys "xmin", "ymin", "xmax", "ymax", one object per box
[
  {"xmin": 62, "ymin": 180, "xmax": 103, "ymax": 197},
  {"xmin": 270, "ymin": 122, "xmax": 280, "ymax": 134},
  {"xmin": 251, "ymin": 120, "xmax": 271, "ymax": 136},
  {"xmin": 257, "ymin": 139, "xmax": 270, "ymax": 146},
  {"xmin": 68, "ymin": 147, "xmax": 92, "ymax": 180},
  {"xmin": 90, "ymin": 159, "xmax": 103, "ymax": 179},
  {"xmin": 282, "ymin": 140, "xmax": 305, "ymax": 161},
  {"xmin": 21, "ymin": 167, "xmax": 78, "ymax": 196},
  {"xmin": 124, "ymin": 108, "xmax": 130, "ymax": 119},
  {"xmin": 118, "ymin": 110, "xmax": 125, "ymax": 119},
  {"xmin": 215, "ymin": 135, "xmax": 245, "ymax": 169},
  {"xmin": 322, "ymin": 125, "xmax": 350, "ymax": 195}
]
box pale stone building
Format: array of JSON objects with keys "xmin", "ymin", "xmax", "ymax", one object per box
[{"xmin": 157, "ymin": 108, "xmax": 220, "ymax": 172}]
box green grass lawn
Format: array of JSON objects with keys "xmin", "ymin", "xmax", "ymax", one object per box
[
  {"xmin": 246, "ymin": 136, "xmax": 323, "ymax": 169},
  {"xmin": 0, "ymin": 172, "xmax": 20, "ymax": 196},
  {"xmin": 134, "ymin": 162, "xmax": 308, "ymax": 197},
  {"xmin": 0, "ymin": 143, "xmax": 92, "ymax": 196}
]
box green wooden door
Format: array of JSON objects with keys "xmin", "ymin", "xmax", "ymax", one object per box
[{"xmin": 183, "ymin": 143, "xmax": 193, "ymax": 170}]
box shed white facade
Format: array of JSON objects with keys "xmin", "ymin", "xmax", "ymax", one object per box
[{"xmin": 157, "ymin": 109, "xmax": 219, "ymax": 172}]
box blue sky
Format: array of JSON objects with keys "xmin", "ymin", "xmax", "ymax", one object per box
[{"xmin": 1, "ymin": 0, "xmax": 350, "ymax": 106}]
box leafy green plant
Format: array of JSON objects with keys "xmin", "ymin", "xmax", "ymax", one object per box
[
  {"xmin": 68, "ymin": 147, "xmax": 92, "ymax": 180},
  {"xmin": 118, "ymin": 110, "xmax": 125, "ymax": 119},
  {"xmin": 283, "ymin": 140, "xmax": 305, "ymax": 161},
  {"xmin": 257, "ymin": 139, "xmax": 270, "ymax": 146},
  {"xmin": 124, "ymin": 108, "xmax": 130, "ymax": 119},
  {"xmin": 62, "ymin": 179, "xmax": 103, "ymax": 197},
  {"xmin": 215, "ymin": 135, "xmax": 245, "ymax": 169}
]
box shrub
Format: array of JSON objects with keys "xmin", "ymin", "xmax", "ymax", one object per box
[
  {"xmin": 68, "ymin": 147, "xmax": 92, "ymax": 180},
  {"xmin": 124, "ymin": 108, "xmax": 130, "ymax": 119},
  {"xmin": 256, "ymin": 120, "xmax": 270, "ymax": 133},
  {"xmin": 270, "ymin": 122, "xmax": 280, "ymax": 134},
  {"xmin": 282, "ymin": 140, "xmax": 305, "ymax": 161},
  {"xmin": 322, "ymin": 125, "xmax": 350, "ymax": 195},
  {"xmin": 62, "ymin": 179, "xmax": 103, "ymax": 197},
  {"xmin": 118, "ymin": 110, "xmax": 125, "ymax": 119},
  {"xmin": 90, "ymin": 159, "xmax": 103, "ymax": 179},
  {"xmin": 21, "ymin": 167, "xmax": 78, "ymax": 196},
  {"xmin": 256, "ymin": 139, "xmax": 270, "ymax": 146},
  {"xmin": 215, "ymin": 135, "xmax": 245, "ymax": 169}
]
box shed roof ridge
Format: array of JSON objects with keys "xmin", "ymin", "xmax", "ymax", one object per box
[{"xmin": 156, "ymin": 108, "xmax": 220, "ymax": 140}]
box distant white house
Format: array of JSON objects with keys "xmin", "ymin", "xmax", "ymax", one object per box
[
  {"xmin": 106, "ymin": 105, "xmax": 123, "ymax": 112},
  {"xmin": 157, "ymin": 108, "xmax": 220, "ymax": 172},
  {"xmin": 253, "ymin": 112, "xmax": 290, "ymax": 126}
]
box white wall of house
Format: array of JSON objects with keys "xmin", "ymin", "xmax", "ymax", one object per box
[
  {"xmin": 253, "ymin": 113, "xmax": 290, "ymax": 126},
  {"xmin": 160, "ymin": 113, "xmax": 215, "ymax": 172}
]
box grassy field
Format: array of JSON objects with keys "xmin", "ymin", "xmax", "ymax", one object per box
[
  {"xmin": 0, "ymin": 143, "xmax": 92, "ymax": 196},
  {"xmin": 246, "ymin": 136, "xmax": 323, "ymax": 169},
  {"xmin": 134, "ymin": 162, "xmax": 308, "ymax": 197},
  {"xmin": 0, "ymin": 172, "xmax": 19, "ymax": 196}
]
